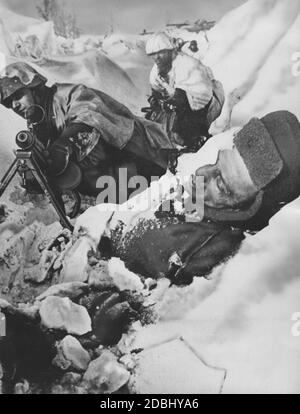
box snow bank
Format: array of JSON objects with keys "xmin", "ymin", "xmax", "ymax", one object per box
[
  {"xmin": 203, "ymin": 0, "xmax": 300, "ymax": 131},
  {"xmin": 34, "ymin": 50, "xmax": 142, "ymax": 112},
  {"xmin": 0, "ymin": 5, "xmax": 41, "ymax": 33},
  {"xmin": 130, "ymin": 197, "xmax": 300, "ymax": 393},
  {"xmin": 0, "ymin": 5, "xmax": 144, "ymax": 111},
  {"xmin": 0, "ymin": 0, "xmax": 300, "ymax": 393}
]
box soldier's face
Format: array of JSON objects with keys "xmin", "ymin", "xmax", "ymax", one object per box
[
  {"xmin": 151, "ymin": 50, "xmax": 173, "ymax": 74},
  {"xmin": 187, "ymin": 147, "xmax": 258, "ymax": 209},
  {"xmin": 8, "ymin": 88, "xmax": 35, "ymax": 119}
]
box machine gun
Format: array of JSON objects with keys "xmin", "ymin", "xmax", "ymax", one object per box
[{"xmin": 0, "ymin": 129, "xmax": 74, "ymax": 231}]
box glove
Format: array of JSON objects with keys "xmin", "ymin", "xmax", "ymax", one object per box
[
  {"xmin": 47, "ymin": 123, "xmax": 94, "ymax": 175},
  {"xmin": 165, "ymin": 88, "xmax": 189, "ymax": 110},
  {"xmin": 155, "ymin": 75, "xmax": 176, "ymax": 99},
  {"xmin": 148, "ymin": 89, "xmax": 163, "ymax": 108},
  {"xmin": 148, "ymin": 95, "xmax": 158, "ymax": 108},
  {"xmin": 46, "ymin": 139, "xmax": 82, "ymax": 192},
  {"xmin": 47, "ymin": 139, "xmax": 72, "ymax": 176}
]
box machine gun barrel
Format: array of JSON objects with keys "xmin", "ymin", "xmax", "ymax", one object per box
[
  {"xmin": 15, "ymin": 130, "xmax": 35, "ymax": 150},
  {"xmin": 15, "ymin": 130, "xmax": 47, "ymax": 169},
  {"xmin": 3, "ymin": 130, "xmax": 74, "ymax": 231},
  {"xmin": 0, "ymin": 129, "xmax": 74, "ymax": 231}
]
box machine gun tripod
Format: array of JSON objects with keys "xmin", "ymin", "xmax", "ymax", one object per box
[{"xmin": 0, "ymin": 130, "xmax": 74, "ymax": 231}]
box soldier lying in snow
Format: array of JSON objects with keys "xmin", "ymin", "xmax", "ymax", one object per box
[
  {"xmin": 74, "ymin": 110, "xmax": 300, "ymax": 285},
  {"xmin": 0, "ymin": 62, "xmax": 174, "ymax": 201}
]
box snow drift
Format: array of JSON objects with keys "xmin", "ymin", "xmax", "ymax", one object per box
[
  {"xmin": 130, "ymin": 198, "xmax": 300, "ymax": 393},
  {"xmin": 204, "ymin": 0, "xmax": 300, "ymax": 132},
  {"xmin": 0, "ymin": 0, "xmax": 300, "ymax": 394}
]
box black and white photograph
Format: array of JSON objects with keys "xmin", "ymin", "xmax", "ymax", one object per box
[{"xmin": 0, "ymin": 0, "xmax": 300, "ymax": 396}]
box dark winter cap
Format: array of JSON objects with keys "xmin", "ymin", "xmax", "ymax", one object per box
[
  {"xmin": 234, "ymin": 110, "xmax": 300, "ymax": 202},
  {"xmin": 204, "ymin": 111, "xmax": 300, "ymax": 227}
]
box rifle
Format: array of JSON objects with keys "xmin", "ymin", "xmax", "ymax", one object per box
[{"xmin": 0, "ymin": 129, "xmax": 74, "ymax": 231}]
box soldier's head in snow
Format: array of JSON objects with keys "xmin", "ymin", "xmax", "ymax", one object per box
[
  {"xmin": 0, "ymin": 62, "xmax": 47, "ymax": 122},
  {"xmin": 187, "ymin": 111, "xmax": 300, "ymax": 226},
  {"xmin": 145, "ymin": 32, "xmax": 176, "ymax": 75}
]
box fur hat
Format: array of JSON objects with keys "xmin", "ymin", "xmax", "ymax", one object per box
[
  {"xmin": 235, "ymin": 110, "xmax": 300, "ymax": 203},
  {"xmin": 205, "ymin": 111, "xmax": 300, "ymax": 228}
]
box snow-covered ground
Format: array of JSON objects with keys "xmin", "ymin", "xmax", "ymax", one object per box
[
  {"xmin": 0, "ymin": 0, "xmax": 300, "ymax": 394},
  {"xmin": 128, "ymin": 198, "xmax": 300, "ymax": 393},
  {"xmin": 205, "ymin": 0, "xmax": 300, "ymax": 132}
]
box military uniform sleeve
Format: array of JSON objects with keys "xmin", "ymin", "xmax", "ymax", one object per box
[
  {"xmin": 173, "ymin": 54, "xmax": 213, "ymax": 111},
  {"xmin": 56, "ymin": 83, "xmax": 135, "ymax": 149}
]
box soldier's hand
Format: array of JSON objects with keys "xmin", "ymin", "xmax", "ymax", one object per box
[
  {"xmin": 148, "ymin": 94, "xmax": 158, "ymax": 108},
  {"xmin": 156, "ymin": 76, "xmax": 175, "ymax": 98},
  {"xmin": 165, "ymin": 88, "xmax": 189, "ymax": 109},
  {"xmin": 47, "ymin": 141, "xmax": 72, "ymax": 176}
]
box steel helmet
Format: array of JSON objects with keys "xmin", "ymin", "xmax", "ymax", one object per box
[
  {"xmin": 145, "ymin": 32, "xmax": 175, "ymax": 55},
  {"xmin": 0, "ymin": 62, "xmax": 47, "ymax": 108}
]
